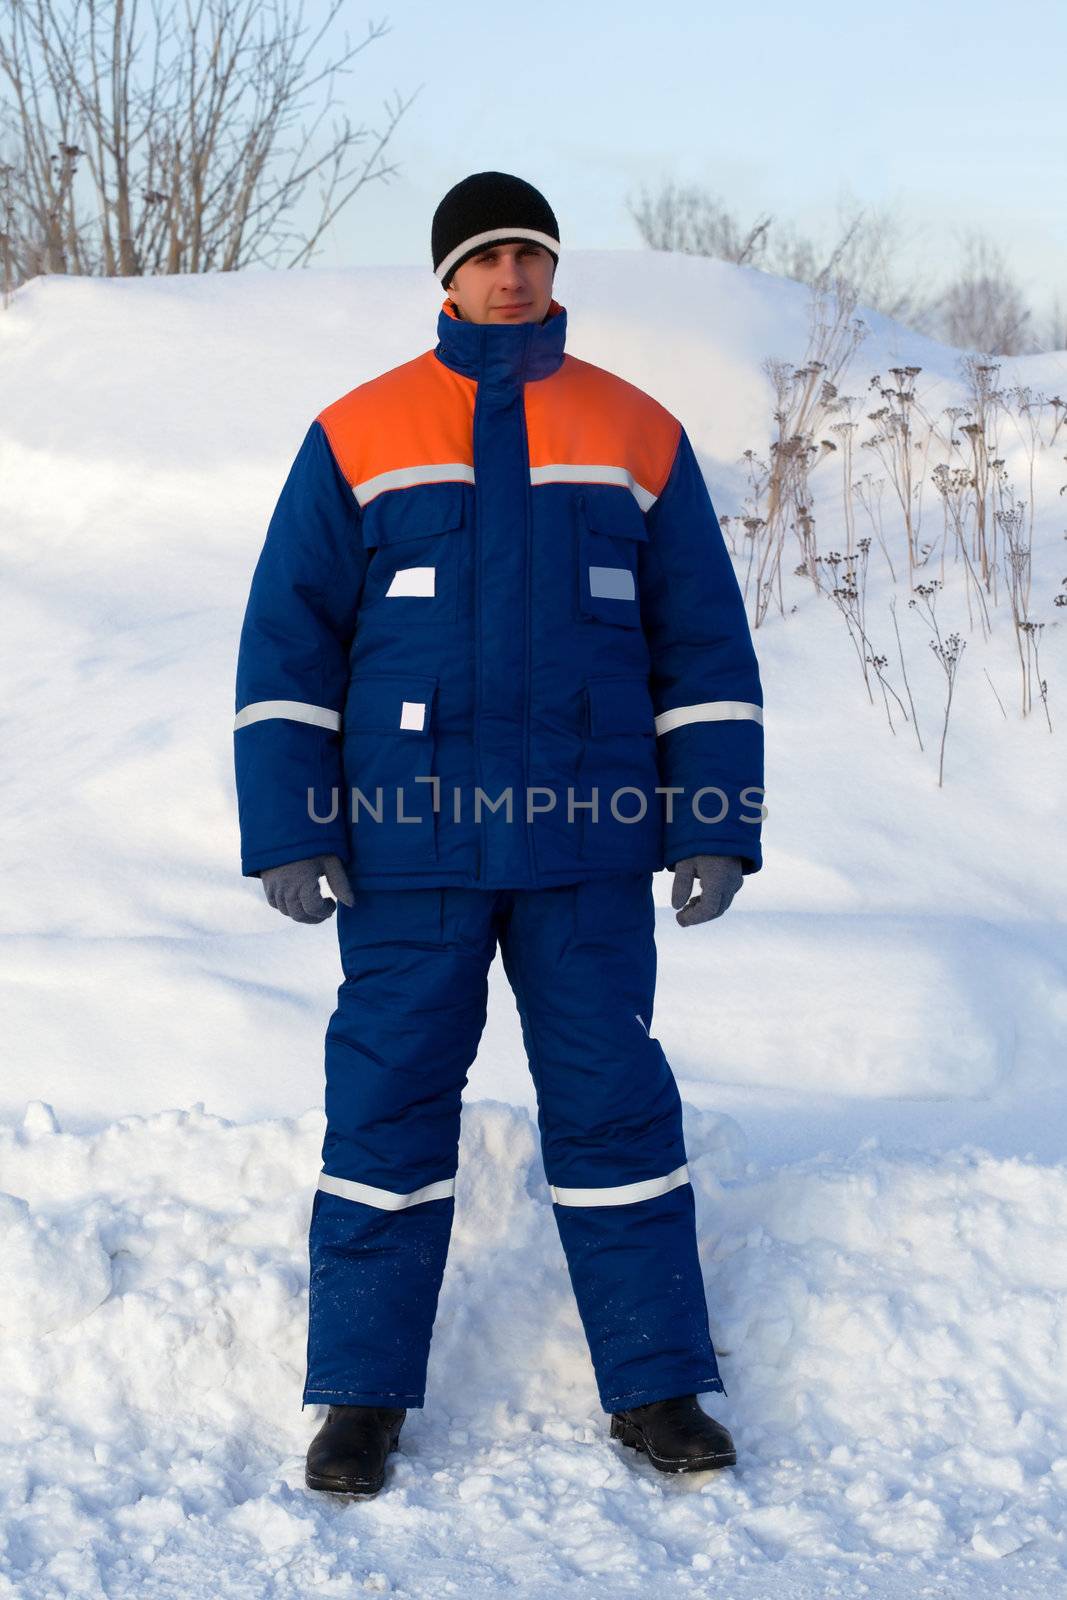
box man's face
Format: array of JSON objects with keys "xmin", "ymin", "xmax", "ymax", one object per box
[{"xmin": 445, "ymin": 241, "xmax": 555, "ymax": 324}]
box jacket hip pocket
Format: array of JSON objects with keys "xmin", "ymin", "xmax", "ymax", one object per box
[{"xmin": 342, "ymin": 673, "xmax": 439, "ymax": 870}]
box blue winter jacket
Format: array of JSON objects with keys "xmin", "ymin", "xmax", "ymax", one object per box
[{"xmin": 233, "ymin": 296, "xmax": 765, "ymax": 889}]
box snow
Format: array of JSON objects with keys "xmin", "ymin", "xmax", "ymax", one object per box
[{"xmin": 0, "ymin": 250, "xmax": 1065, "ymax": 1597}]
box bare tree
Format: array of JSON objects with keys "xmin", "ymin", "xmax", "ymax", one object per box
[
  {"xmin": 0, "ymin": 0, "xmax": 419, "ymax": 293},
  {"xmin": 934, "ymin": 230, "xmax": 1033, "ymax": 356},
  {"xmin": 761, "ymin": 193, "xmax": 936, "ymax": 329},
  {"xmin": 627, "ymin": 177, "xmax": 938, "ymax": 328},
  {"xmin": 627, "ymin": 179, "xmax": 774, "ymax": 266},
  {"xmin": 1044, "ymin": 292, "xmax": 1067, "ymax": 353}
]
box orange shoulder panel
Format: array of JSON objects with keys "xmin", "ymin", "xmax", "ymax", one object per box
[
  {"xmin": 524, "ymin": 355, "xmax": 682, "ymax": 500},
  {"xmin": 316, "ymin": 351, "xmax": 476, "ymax": 490}
]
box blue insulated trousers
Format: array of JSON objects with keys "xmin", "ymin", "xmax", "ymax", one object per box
[{"xmin": 302, "ymin": 874, "xmax": 726, "ymax": 1414}]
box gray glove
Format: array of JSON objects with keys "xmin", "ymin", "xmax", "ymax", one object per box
[
  {"xmin": 671, "ymin": 854, "xmax": 744, "ymax": 927},
  {"xmin": 259, "ymin": 854, "xmax": 354, "ymax": 924}
]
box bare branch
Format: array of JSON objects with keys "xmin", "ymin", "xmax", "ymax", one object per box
[{"xmin": 0, "ymin": 0, "xmax": 414, "ymax": 282}]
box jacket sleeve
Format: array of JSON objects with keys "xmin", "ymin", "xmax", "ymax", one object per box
[
  {"xmin": 233, "ymin": 419, "xmax": 368, "ymax": 878},
  {"xmin": 641, "ymin": 425, "xmax": 765, "ymax": 874}
]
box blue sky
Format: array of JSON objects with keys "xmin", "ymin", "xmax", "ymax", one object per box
[{"xmin": 297, "ymin": 0, "xmax": 1065, "ymax": 313}]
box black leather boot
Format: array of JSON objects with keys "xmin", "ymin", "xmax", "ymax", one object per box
[
  {"xmin": 610, "ymin": 1394, "xmax": 736, "ymax": 1472},
  {"xmin": 305, "ymin": 1404, "xmax": 407, "ymax": 1496}
]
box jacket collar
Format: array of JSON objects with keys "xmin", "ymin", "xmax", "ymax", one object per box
[{"xmin": 433, "ymin": 296, "xmax": 567, "ymax": 386}]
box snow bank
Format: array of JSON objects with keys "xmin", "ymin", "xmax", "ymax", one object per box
[
  {"xmin": 1, "ymin": 253, "xmax": 1064, "ymax": 1132},
  {"xmin": 1, "ymin": 1099, "xmax": 1066, "ymax": 1597},
  {"xmin": 2, "ymin": 251, "xmax": 1066, "ymax": 1595}
]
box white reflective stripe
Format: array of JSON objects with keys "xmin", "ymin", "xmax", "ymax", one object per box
[
  {"xmin": 529, "ymin": 463, "xmax": 658, "ymax": 512},
  {"xmin": 655, "ymin": 700, "xmax": 764, "ymax": 735},
  {"xmin": 354, "ymin": 463, "xmax": 475, "ymax": 507},
  {"xmin": 589, "ymin": 565, "xmax": 636, "ymax": 601},
  {"xmin": 234, "ymin": 699, "xmax": 341, "ymax": 732},
  {"xmin": 549, "ymin": 1163, "xmax": 690, "ymax": 1208},
  {"xmin": 399, "ymin": 699, "xmax": 426, "ymax": 731},
  {"xmin": 317, "ymin": 1172, "xmax": 455, "ymax": 1210},
  {"xmin": 386, "ymin": 566, "xmax": 436, "ymax": 597},
  {"xmin": 435, "ymin": 226, "xmax": 561, "ymax": 284}
]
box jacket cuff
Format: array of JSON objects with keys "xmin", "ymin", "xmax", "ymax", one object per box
[
  {"xmin": 664, "ymin": 839, "xmax": 762, "ymax": 875},
  {"xmin": 241, "ymin": 835, "xmax": 350, "ymax": 879}
]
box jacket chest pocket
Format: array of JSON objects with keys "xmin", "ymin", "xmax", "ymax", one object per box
[
  {"xmin": 360, "ymin": 483, "xmax": 466, "ymax": 624},
  {"xmin": 342, "ymin": 673, "xmax": 439, "ymax": 868},
  {"xmin": 576, "ymin": 486, "xmax": 648, "ymax": 629}
]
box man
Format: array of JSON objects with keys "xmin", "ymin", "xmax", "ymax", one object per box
[{"xmin": 233, "ymin": 171, "xmax": 765, "ymax": 1497}]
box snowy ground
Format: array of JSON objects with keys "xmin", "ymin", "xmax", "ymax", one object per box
[{"xmin": 1, "ymin": 253, "xmax": 1065, "ymax": 1597}]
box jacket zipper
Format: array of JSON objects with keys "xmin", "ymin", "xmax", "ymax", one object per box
[
  {"xmin": 472, "ymin": 379, "xmax": 484, "ymax": 883},
  {"xmin": 519, "ymin": 349, "xmax": 535, "ymax": 883}
]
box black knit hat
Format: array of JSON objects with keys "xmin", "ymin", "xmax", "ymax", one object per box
[{"xmin": 431, "ymin": 171, "xmax": 560, "ymax": 287}]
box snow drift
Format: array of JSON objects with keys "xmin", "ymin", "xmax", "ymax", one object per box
[{"xmin": 1, "ymin": 251, "xmax": 1065, "ymax": 1597}]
